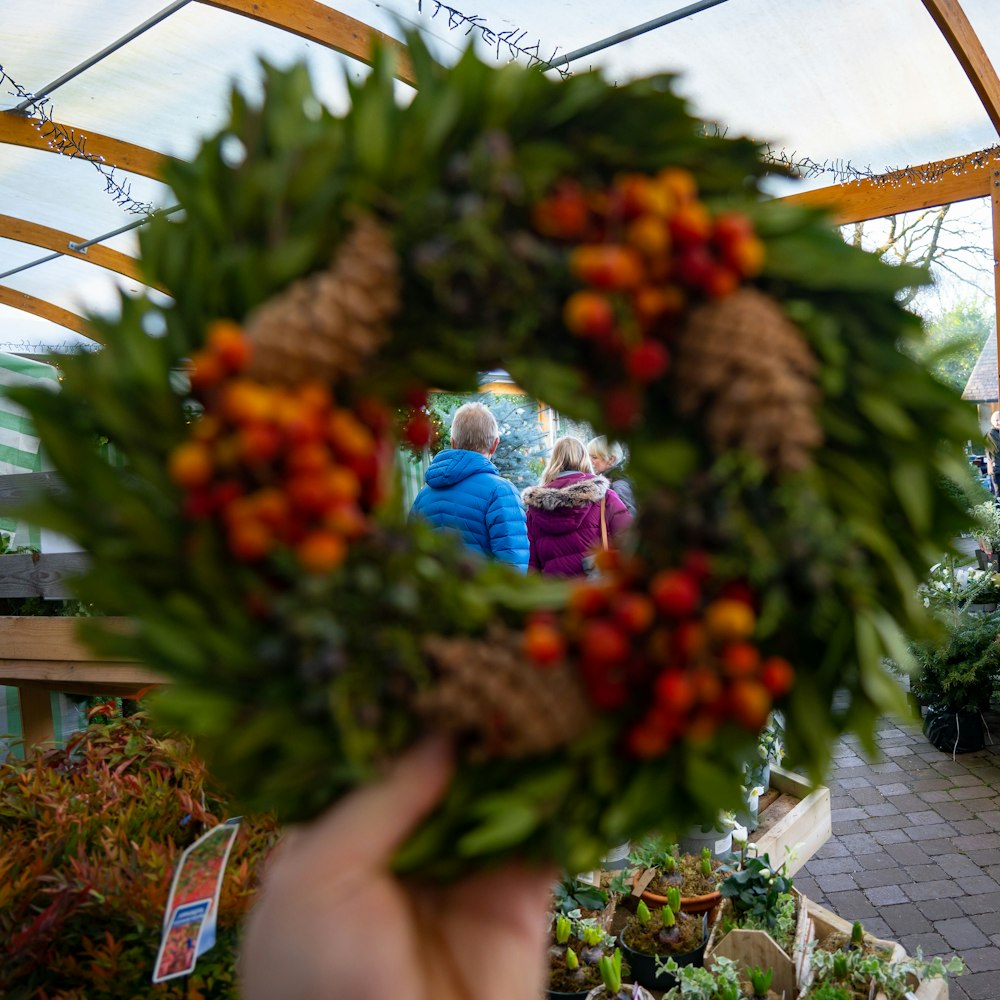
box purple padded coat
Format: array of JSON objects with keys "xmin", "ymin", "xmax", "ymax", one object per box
[{"xmin": 521, "ymin": 472, "xmax": 632, "ymax": 577}]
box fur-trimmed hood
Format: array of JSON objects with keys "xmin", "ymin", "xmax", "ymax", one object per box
[{"xmin": 522, "ymin": 473, "xmax": 610, "ymax": 511}]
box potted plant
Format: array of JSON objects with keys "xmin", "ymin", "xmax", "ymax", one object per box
[
  {"xmin": 971, "ymin": 500, "xmax": 1000, "ymax": 568},
  {"xmin": 704, "ymin": 852, "xmax": 804, "ymax": 1000},
  {"xmin": 548, "ymin": 915, "xmax": 617, "ymax": 999},
  {"xmin": 909, "ymin": 608, "xmax": 1000, "ymax": 754},
  {"xmin": 630, "ymin": 838, "xmax": 728, "ymax": 915},
  {"xmin": 554, "ymin": 874, "xmax": 617, "ymax": 931},
  {"xmin": 618, "ymin": 892, "xmax": 709, "ymax": 993},
  {"xmin": 800, "ymin": 930, "xmax": 964, "ymax": 1000},
  {"xmin": 585, "ymin": 948, "xmax": 653, "ymax": 1000},
  {"xmin": 660, "ymin": 955, "xmax": 781, "ymax": 999},
  {"xmin": 679, "ymin": 812, "xmax": 736, "ymax": 858}
]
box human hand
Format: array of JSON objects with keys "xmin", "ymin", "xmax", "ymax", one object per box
[{"xmin": 239, "ymin": 739, "xmax": 555, "ymax": 1000}]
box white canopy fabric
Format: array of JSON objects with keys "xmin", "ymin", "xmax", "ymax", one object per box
[{"xmin": 2, "ymin": 0, "xmax": 999, "ymax": 349}]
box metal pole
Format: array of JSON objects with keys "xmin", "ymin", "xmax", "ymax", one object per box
[
  {"xmin": 0, "ymin": 205, "xmax": 181, "ymax": 281},
  {"xmin": 548, "ymin": 0, "xmax": 736, "ymax": 69},
  {"xmin": 11, "ymin": 0, "xmax": 193, "ymax": 112}
]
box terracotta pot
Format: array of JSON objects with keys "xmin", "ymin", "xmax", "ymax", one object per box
[{"xmin": 630, "ymin": 872, "xmax": 722, "ymax": 917}]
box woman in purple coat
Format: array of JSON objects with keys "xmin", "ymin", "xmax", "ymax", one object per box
[{"xmin": 522, "ymin": 436, "xmax": 633, "ymax": 577}]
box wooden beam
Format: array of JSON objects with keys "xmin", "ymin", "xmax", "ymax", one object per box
[
  {"xmin": 17, "ymin": 683, "xmax": 54, "ymax": 748},
  {"xmin": 991, "ymin": 166, "xmax": 1000, "ymax": 403},
  {"xmin": 0, "ymin": 552, "xmax": 90, "ymax": 600},
  {"xmin": 198, "ymin": 0, "xmax": 415, "ymax": 86},
  {"xmin": 922, "ymin": 0, "xmax": 1000, "ymax": 135},
  {"xmin": 0, "ymin": 286, "xmax": 97, "ymax": 340},
  {"xmin": 0, "ymin": 214, "xmax": 146, "ymax": 285},
  {"xmin": 0, "ymin": 113, "xmax": 170, "ymax": 182},
  {"xmin": 777, "ymin": 147, "xmax": 998, "ymax": 224}
]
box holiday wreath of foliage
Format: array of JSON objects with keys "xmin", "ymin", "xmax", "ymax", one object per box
[{"xmin": 13, "ymin": 36, "xmax": 976, "ymax": 878}]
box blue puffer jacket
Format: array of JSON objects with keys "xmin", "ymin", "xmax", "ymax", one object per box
[{"xmin": 409, "ymin": 450, "xmax": 529, "ymax": 572}]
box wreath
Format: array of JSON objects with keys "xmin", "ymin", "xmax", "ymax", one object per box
[{"xmin": 14, "ymin": 37, "xmax": 975, "ymax": 878}]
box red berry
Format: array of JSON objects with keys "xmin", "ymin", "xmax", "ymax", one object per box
[
  {"xmin": 580, "ymin": 620, "xmax": 629, "ymax": 667},
  {"xmin": 523, "ymin": 621, "xmax": 567, "ymax": 667},
  {"xmin": 402, "ymin": 411, "xmax": 436, "ymax": 449},
  {"xmin": 759, "ymin": 656, "xmax": 795, "ymax": 697},
  {"xmin": 626, "ymin": 340, "xmax": 670, "ymax": 382},
  {"xmin": 649, "ymin": 569, "xmax": 700, "ymax": 617}
]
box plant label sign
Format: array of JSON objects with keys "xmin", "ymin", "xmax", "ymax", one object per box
[{"xmin": 153, "ymin": 818, "xmax": 241, "ymax": 983}]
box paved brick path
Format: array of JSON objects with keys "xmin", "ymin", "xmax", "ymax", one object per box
[{"xmin": 793, "ymin": 711, "xmax": 1000, "ymax": 1000}]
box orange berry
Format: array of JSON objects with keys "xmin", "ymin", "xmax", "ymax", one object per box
[
  {"xmin": 759, "ymin": 656, "xmax": 795, "ymax": 697},
  {"xmin": 221, "ymin": 381, "xmax": 272, "ymax": 425},
  {"xmin": 287, "ymin": 441, "xmax": 333, "ymax": 477},
  {"xmin": 249, "ymin": 488, "xmax": 290, "ymax": 533},
  {"xmin": 726, "ymin": 235, "xmax": 766, "ymax": 278},
  {"xmin": 580, "ymin": 619, "xmax": 629, "ymax": 667},
  {"xmin": 325, "ymin": 467, "xmax": 361, "ymax": 502},
  {"xmin": 625, "ymin": 216, "xmax": 672, "ymax": 260},
  {"xmin": 532, "ymin": 183, "xmax": 591, "ymax": 240},
  {"xmin": 328, "ymin": 410, "xmax": 376, "ymax": 459},
  {"xmin": 633, "ymin": 286, "xmax": 685, "ymax": 324},
  {"xmin": 704, "ymin": 598, "xmax": 755, "ymax": 641},
  {"xmin": 711, "ymin": 212, "xmax": 755, "ymax": 248},
  {"xmin": 563, "ymin": 291, "xmax": 616, "ymax": 339},
  {"xmin": 568, "ymin": 583, "xmax": 609, "ymax": 618},
  {"xmin": 523, "ymin": 621, "xmax": 567, "ymax": 667},
  {"xmin": 720, "ymin": 641, "xmax": 760, "ymax": 678},
  {"xmin": 228, "ymin": 519, "xmax": 272, "ymax": 561},
  {"xmin": 649, "ymin": 569, "xmax": 700, "ymax": 617},
  {"xmin": 296, "ymin": 531, "xmax": 347, "ymax": 574},
  {"xmin": 654, "ymin": 669, "xmax": 696, "ymax": 714},
  {"xmin": 237, "ymin": 422, "xmax": 282, "ymax": 464},
  {"xmin": 188, "ymin": 351, "xmax": 225, "ymax": 393},
  {"xmin": 657, "ymin": 168, "xmax": 698, "ymax": 205},
  {"xmin": 206, "ymin": 320, "xmax": 251, "ymax": 372},
  {"xmin": 727, "ymin": 679, "xmax": 772, "ymax": 730},
  {"xmin": 569, "ymin": 245, "xmax": 645, "ymax": 291},
  {"xmin": 168, "ymin": 440, "xmax": 214, "ymax": 489},
  {"xmin": 614, "ymin": 592, "xmax": 656, "ymax": 634},
  {"xmin": 669, "ymin": 202, "xmax": 712, "ymax": 245},
  {"xmin": 324, "ymin": 503, "xmax": 368, "ymax": 539},
  {"xmin": 703, "ymin": 265, "xmax": 740, "ymax": 299},
  {"xmin": 287, "ymin": 475, "xmax": 333, "ymax": 516}
]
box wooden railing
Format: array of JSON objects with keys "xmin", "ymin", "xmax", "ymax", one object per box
[{"xmin": 0, "ymin": 472, "xmax": 165, "ymax": 749}]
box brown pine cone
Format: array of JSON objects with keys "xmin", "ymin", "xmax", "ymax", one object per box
[
  {"xmin": 244, "ymin": 213, "xmax": 399, "ymax": 385},
  {"xmin": 417, "ymin": 625, "xmax": 594, "ymax": 760},
  {"xmin": 672, "ymin": 288, "xmax": 822, "ymax": 474}
]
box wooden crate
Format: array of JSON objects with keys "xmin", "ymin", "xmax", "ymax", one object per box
[
  {"xmin": 800, "ymin": 898, "xmax": 949, "ymax": 1000},
  {"xmin": 752, "ymin": 766, "xmax": 831, "ymax": 876}
]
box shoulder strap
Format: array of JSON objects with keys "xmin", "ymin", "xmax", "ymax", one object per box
[{"xmin": 600, "ymin": 495, "xmax": 608, "ymax": 551}]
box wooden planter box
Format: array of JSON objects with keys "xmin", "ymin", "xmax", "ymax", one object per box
[
  {"xmin": 799, "ymin": 898, "xmax": 949, "ymax": 1000},
  {"xmin": 704, "ymin": 887, "xmax": 809, "ymax": 1000},
  {"xmin": 752, "ymin": 766, "xmax": 832, "ymax": 876}
]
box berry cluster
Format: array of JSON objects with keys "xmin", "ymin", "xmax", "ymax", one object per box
[
  {"xmin": 532, "ymin": 170, "xmax": 765, "ymax": 428},
  {"xmin": 169, "ymin": 321, "xmax": 390, "ymax": 573},
  {"xmin": 522, "ymin": 552, "xmax": 794, "ymax": 759}
]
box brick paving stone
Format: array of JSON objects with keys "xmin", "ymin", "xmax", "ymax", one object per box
[
  {"xmin": 884, "ymin": 841, "xmax": 933, "ymax": 865},
  {"xmin": 957, "ymin": 874, "xmax": 1000, "ymax": 895},
  {"xmin": 898, "ymin": 930, "xmax": 950, "ymax": 955},
  {"xmin": 909, "ymin": 809, "xmax": 949, "ymax": 825},
  {"xmin": 921, "ymin": 836, "xmax": 970, "ymax": 855},
  {"xmin": 883, "ymin": 743, "xmax": 917, "ymax": 756},
  {"xmin": 936, "ymin": 917, "xmax": 991, "ymax": 950},
  {"xmin": 964, "ymin": 848, "xmax": 1000, "ymax": 866},
  {"xmin": 855, "ymin": 851, "xmax": 903, "ymax": 871},
  {"xmin": 816, "ymin": 873, "xmax": 858, "ymax": 893},
  {"xmin": 863, "ymin": 884, "xmax": 908, "ymax": 906},
  {"xmin": 961, "ymin": 946, "xmax": 1000, "ymax": 973},
  {"xmin": 854, "ymin": 868, "xmax": 912, "ymax": 889},
  {"xmin": 904, "ymin": 879, "xmax": 966, "ymax": 901},
  {"xmin": 958, "ymin": 891, "xmax": 1000, "ymax": 916},
  {"xmin": 869, "ymin": 762, "xmax": 905, "ymax": 774},
  {"xmin": 954, "ymin": 819, "xmax": 994, "ymax": 836},
  {"xmin": 806, "ymin": 856, "xmax": 860, "ymax": 876},
  {"xmin": 821, "ymin": 889, "xmax": 879, "ymax": 919},
  {"xmin": 836, "ymin": 776, "xmax": 873, "ymax": 789},
  {"xmin": 970, "ymin": 910, "xmax": 1000, "ymax": 934},
  {"xmin": 878, "ymin": 782, "xmax": 910, "ymax": 796},
  {"xmin": 811, "ymin": 840, "xmax": 850, "ymax": 859},
  {"xmin": 933, "ymin": 852, "xmax": 990, "ymax": 877},
  {"xmin": 871, "ymin": 828, "xmax": 911, "ymax": 845},
  {"xmin": 920, "ymin": 789, "xmax": 956, "ymax": 802},
  {"xmin": 863, "ymin": 802, "xmax": 902, "ymax": 817},
  {"xmin": 909, "ymin": 822, "xmax": 960, "ymax": 841},
  {"xmin": 838, "ymin": 833, "xmax": 883, "ymax": 855},
  {"xmin": 958, "ymin": 971, "xmax": 1000, "ymax": 999},
  {"xmin": 950, "ymin": 773, "xmax": 992, "ymax": 787},
  {"xmin": 910, "ymin": 778, "xmax": 956, "ymax": 791},
  {"xmin": 935, "ymin": 801, "xmax": 975, "ymax": 822},
  {"xmin": 877, "ymin": 902, "xmax": 932, "ymax": 936},
  {"xmin": 831, "ymin": 806, "xmax": 869, "ymax": 822},
  {"xmin": 954, "ymin": 833, "xmax": 1000, "ymax": 851},
  {"xmin": 831, "ymin": 819, "xmax": 866, "ymax": 836},
  {"xmin": 951, "ymin": 786, "xmax": 998, "ymax": 803},
  {"xmin": 847, "ymin": 786, "xmax": 890, "ymax": 805},
  {"xmin": 918, "ymin": 897, "xmax": 964, "ymax": 920},
  {"xmin": 861, "ymin": 815, "xmax": 912, "ymax": 833},
  {"xmin": 907, "ymin": 863, "xmax": 949, "ymax": 882},
  {"xmin": 793, "ymin": 875, "xmax": 820, "ymax": 898},
  {"xmin": 975, "ymin": 810, "xmax": 1000, "ymax": 830}
]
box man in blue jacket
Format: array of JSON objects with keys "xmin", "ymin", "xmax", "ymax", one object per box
[{"xmin": 410, "ymin": 402, "xmax": 529, "ymax": 572}]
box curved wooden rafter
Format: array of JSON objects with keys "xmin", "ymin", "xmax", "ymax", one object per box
[
  {"xmin": 0, "ymin": 286, "xmax": 97, "ymax": 341},
  {"xmin": 0, "ymin": 112, "xmax": 171, "ymax": 182},
  {"xmin": 0, "ymin": 214, "xmax": 147, "ymax": 285},
  {"xmin": 198, "ymin": 0, "xmax": 415, "ymax": 85}
]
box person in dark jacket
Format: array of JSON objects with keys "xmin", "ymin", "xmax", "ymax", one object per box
[
  {"xmin": 409, "ymin": 402, "xmax": 529, "ymax": 572},
  {"xmin": 522, "ymin": 436, "xmax": 632, "ymax": 577},
  {"xmin": 587, "ymin": 435, "xmax": 636, "ymax": 516}
]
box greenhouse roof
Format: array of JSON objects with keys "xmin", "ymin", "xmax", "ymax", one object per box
[{"xmin": 2, "ymin": 0, "xmax": 999, "ymax": 350}]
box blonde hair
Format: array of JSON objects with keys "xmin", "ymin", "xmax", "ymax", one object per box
[
  {"xmin": 587, "ymin": 436, "xmax": 625, "ymax": 468},
  {"xmin": 541, "ymin": 436, "xmax": 594, "ymax": 484},
  {"xmin": 450, "ymin": 402, "xmax": 499, "ymax": 453}
]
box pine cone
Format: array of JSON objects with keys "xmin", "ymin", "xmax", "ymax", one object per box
[
  {"xmin": 672, "ymin": 288, "xmax": 822, "ymax": 474},
  {"xmin": 417, "ymin": 625, "xmax": 594, "ymax": 760},
  {"xmin": 244, "ymin": 214, "xmax": 399, "ymax": 385}
]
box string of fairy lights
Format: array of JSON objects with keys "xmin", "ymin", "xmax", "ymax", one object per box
[{"xmin": 0, "ymin": 63, "xmax": 154, "ymax": 217}]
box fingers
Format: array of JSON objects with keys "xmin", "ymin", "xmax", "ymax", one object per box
[{"xmin": 294, "ymin": 736, "xmax": 454, "ymax": 871}]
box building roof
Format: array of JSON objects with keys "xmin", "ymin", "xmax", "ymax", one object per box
[{"xmin": 963, "ymin": 333, "xmax": 999, "ymax": 403}]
